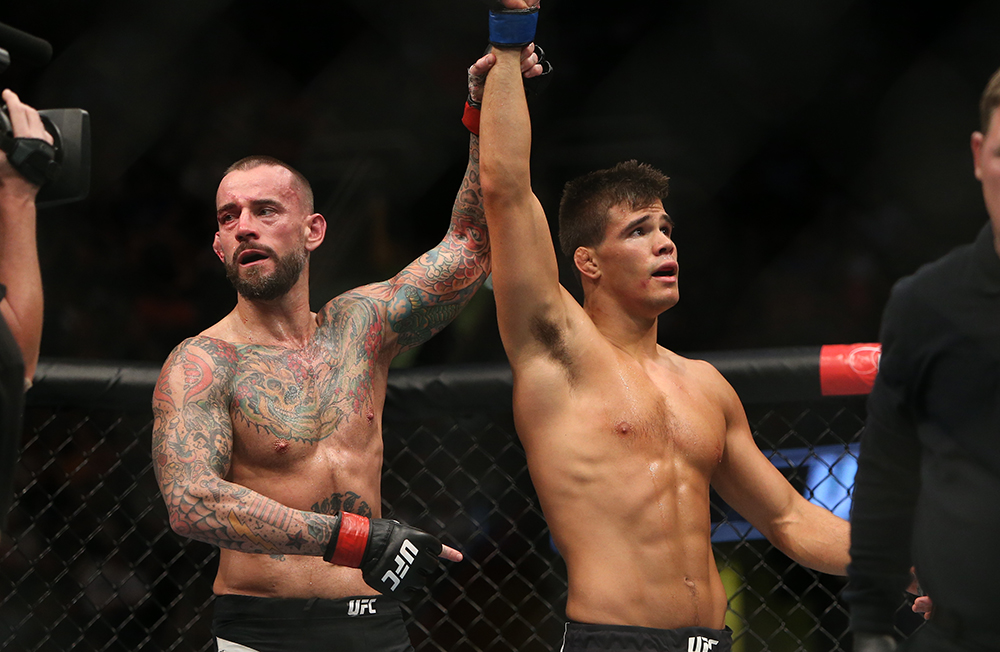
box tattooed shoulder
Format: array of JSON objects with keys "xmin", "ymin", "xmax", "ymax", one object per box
[
  {"xmin": 189, "ymin": 336, "xmax": 243, "ymax": 370},
  {"xmin": 315, "ymin": 290, "xmax": 387, "ymax": 358},
  {"xmin": 154, "ymin": 336, "xmax": 240, "ymax": 412}
]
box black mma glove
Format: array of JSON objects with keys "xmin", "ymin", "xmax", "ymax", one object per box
[
  {"xmin": 323, "ymin": 511, "xmax": 445, "ymax": 601},
  {"xmin": 523, "ymin": 44, "xmax": 553, "ymax": 99}
]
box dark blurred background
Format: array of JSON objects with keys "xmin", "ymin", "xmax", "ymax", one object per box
[{"xmin": 1, "ymin": 0, "xmax": 998, "ymax": 368}]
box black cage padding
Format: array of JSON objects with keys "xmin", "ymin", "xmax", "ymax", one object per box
[
  {"xmin": 28, "ymin": 358, "xmax": 160, "ymax": 411},
  {"xmin": 27, "ymin": 346, "xmax": 829, "ymax": 414},
  {"xmin": 694, "ymin": 346, "xmax": 823, "ymax": 403}
]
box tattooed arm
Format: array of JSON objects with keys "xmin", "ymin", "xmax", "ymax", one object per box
[
  {"xmin": 320, "ymin": 54, "xmax": 549, "ymax": 356},
  {"xmin": 366, "ymin": 130, "xmax": 491, "ymax": 355},
  {"xmin": 362, "ymin": 50, "xmax": 550, "ymax": 354},
  {"xmin": 151, "ymin": 337, "xmax": 336, "ymax": 556}
]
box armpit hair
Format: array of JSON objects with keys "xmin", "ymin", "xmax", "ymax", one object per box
[{"xmin": 529, "ymin": 316, "xmax": 575, "ymax": 378}]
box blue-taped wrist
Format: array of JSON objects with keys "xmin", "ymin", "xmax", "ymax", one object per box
[{"xmin": 488, "ymin": 8, "xmax": 539, "ymax": 47}]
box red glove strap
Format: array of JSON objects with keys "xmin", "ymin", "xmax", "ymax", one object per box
[
  {"xmin": 462, "ymin": 101, "xmax": 481, "ymax": 136},
  {"xmin": 330, "ymin": 512, "xmax": 370, "ymax": 568}
]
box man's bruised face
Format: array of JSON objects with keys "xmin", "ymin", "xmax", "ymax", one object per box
[{"xmin": 214, "ymin": 165, "xmax": 314, "ymax": 301}]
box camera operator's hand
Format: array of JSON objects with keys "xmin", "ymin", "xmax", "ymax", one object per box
[{"xmin": 0, "ymin": 89, "xmax": 53, "ymax": 196}]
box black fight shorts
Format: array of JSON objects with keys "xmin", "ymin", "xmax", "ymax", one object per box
[
  {"xmin": 213, "ymin": 594, "xmax": 413, "ymax": 652},
  {"xmin": 561, "ymin": 621, "xmax": 733, "ymax": 652}
]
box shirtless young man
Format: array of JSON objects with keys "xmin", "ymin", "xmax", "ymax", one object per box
[
  {"xmin": 149, "ymin": 51, "xmax": 543, "ymax": 652},
  {"xmin": 479, "ymin": 4, "xmax": 851, "ymax": 650}
]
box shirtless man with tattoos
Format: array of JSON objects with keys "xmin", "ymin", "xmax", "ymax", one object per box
[
  {"xmin": 479, "ymin": 3, "xmax": 852, "ymax": 651},
  {"xmin": 152, "ymin": 52, "xmax": 543, "ymax": 652}
]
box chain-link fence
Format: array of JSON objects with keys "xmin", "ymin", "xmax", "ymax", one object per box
[{"xmin": 1, "ymin": 357, "xmax": 923, "ymax": 651}]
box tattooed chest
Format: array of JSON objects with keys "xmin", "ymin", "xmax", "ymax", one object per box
[{"xmin": 229, "ymin": 347, "xmax": 376, "ymax": 446}]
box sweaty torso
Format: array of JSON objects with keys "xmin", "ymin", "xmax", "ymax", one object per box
[
  {"xmin": 513, "ymin": 321, "xmax": 730, "ymax": 629},
  {"xmin": 206, "ymin": 296, "xmax": 388, "ymax": 599}
]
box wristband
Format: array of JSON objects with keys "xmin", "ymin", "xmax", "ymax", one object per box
[
  {"xmin": 462, "ymin": 98, "xmax": 481, "ymax": 135},
  {"xmin": 322, "ymin": 511, "xmax": 370, "ymax": 567},
  {"xmin": 489, "ymin": 7, "xmax": 539, "ymax": 48}
]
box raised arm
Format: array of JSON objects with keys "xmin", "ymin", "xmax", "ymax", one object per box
[
  {"xmin": 709, "ymin": 367, "xmax": 851, "ymax": 575},
  {"xmin": 386, "ymin": 128, "xmax": 491, "ymax": 351},
  {"xmin": 0, "ymin": 90, "xmax": 51, "ymax": 383},
  {"xmin": 480, "ymin": 5, "xmax": 572, "ymax": 365},
  {"xmin": 344, "ymin": 48, "xmax": 545, "ymax": 357}
]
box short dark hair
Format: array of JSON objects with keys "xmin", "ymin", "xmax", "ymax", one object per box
[
  {"xmin": 224, "ymin": 155, "xmax": 314, "ymax": 213},
  {"xmin": 980, "ymin": 67, "xmax": 1000, "ymax": 133},
  {"xmin": 557, "ymin": 160, "xmax": 670, "ymax": 259}
]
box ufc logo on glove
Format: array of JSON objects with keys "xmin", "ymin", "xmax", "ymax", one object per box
[{"xmin": 381, "ymin": 539, "xmax": 418, "ymax": 592}]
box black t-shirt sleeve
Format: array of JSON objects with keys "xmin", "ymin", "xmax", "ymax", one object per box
[{"xmin": 846, "ymin": 282, "xmax": 924, "ymax": 634}]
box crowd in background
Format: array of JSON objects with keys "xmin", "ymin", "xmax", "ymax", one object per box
[{"xmin": 0, "ymin": 1, "xmax": 996, "ymax": 365}]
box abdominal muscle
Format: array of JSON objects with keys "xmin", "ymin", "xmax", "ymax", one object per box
[
  {"xmin": 559, "ymin": 509, "xmax": 727, "ymax": 629},
  {"xmin": 539, "ymin": 462, "xmax": 728, "ymax": 630},
  {"xmin": 518, "ymin": 392, "xmax": 730, "ymax": 630}
]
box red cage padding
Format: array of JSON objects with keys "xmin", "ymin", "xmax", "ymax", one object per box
[{"xmin": 819, "ymin": 343, "xmax": 881, "ymax": 396}]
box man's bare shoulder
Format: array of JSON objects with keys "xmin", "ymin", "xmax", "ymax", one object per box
[
  {"xmin": 173, "ymin": 333, "xmax": 240, "ymax": 357},
  {"xmin": 314, "ymin": 283, "xmax": 386, "ymax": 325},
  {"xmin": 661, "ymin": 349, "xmax": 744, "ymax": 418},
  {"xmin": 665, "ymin": 350, "xmax": 715, "ymax": 374},
  {"xmin": 153, "ymin": 334, "xmax": 241, "ymax": 416},
  {"xmin": 158, "ymin": 334, "xmax": 241, "ymax": 387},
  {"xmin": 660, "ymin": 349, "xmax": 735, "ymax": 392}
]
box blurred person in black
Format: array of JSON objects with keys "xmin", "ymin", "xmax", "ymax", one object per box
[
  {"xmin": 0, "ymin": 88, "xmax": 53, "ymax": 532},
  {"xmin": 846, "ymin": 66, "xmax": 1000, "ymax": 651}
]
